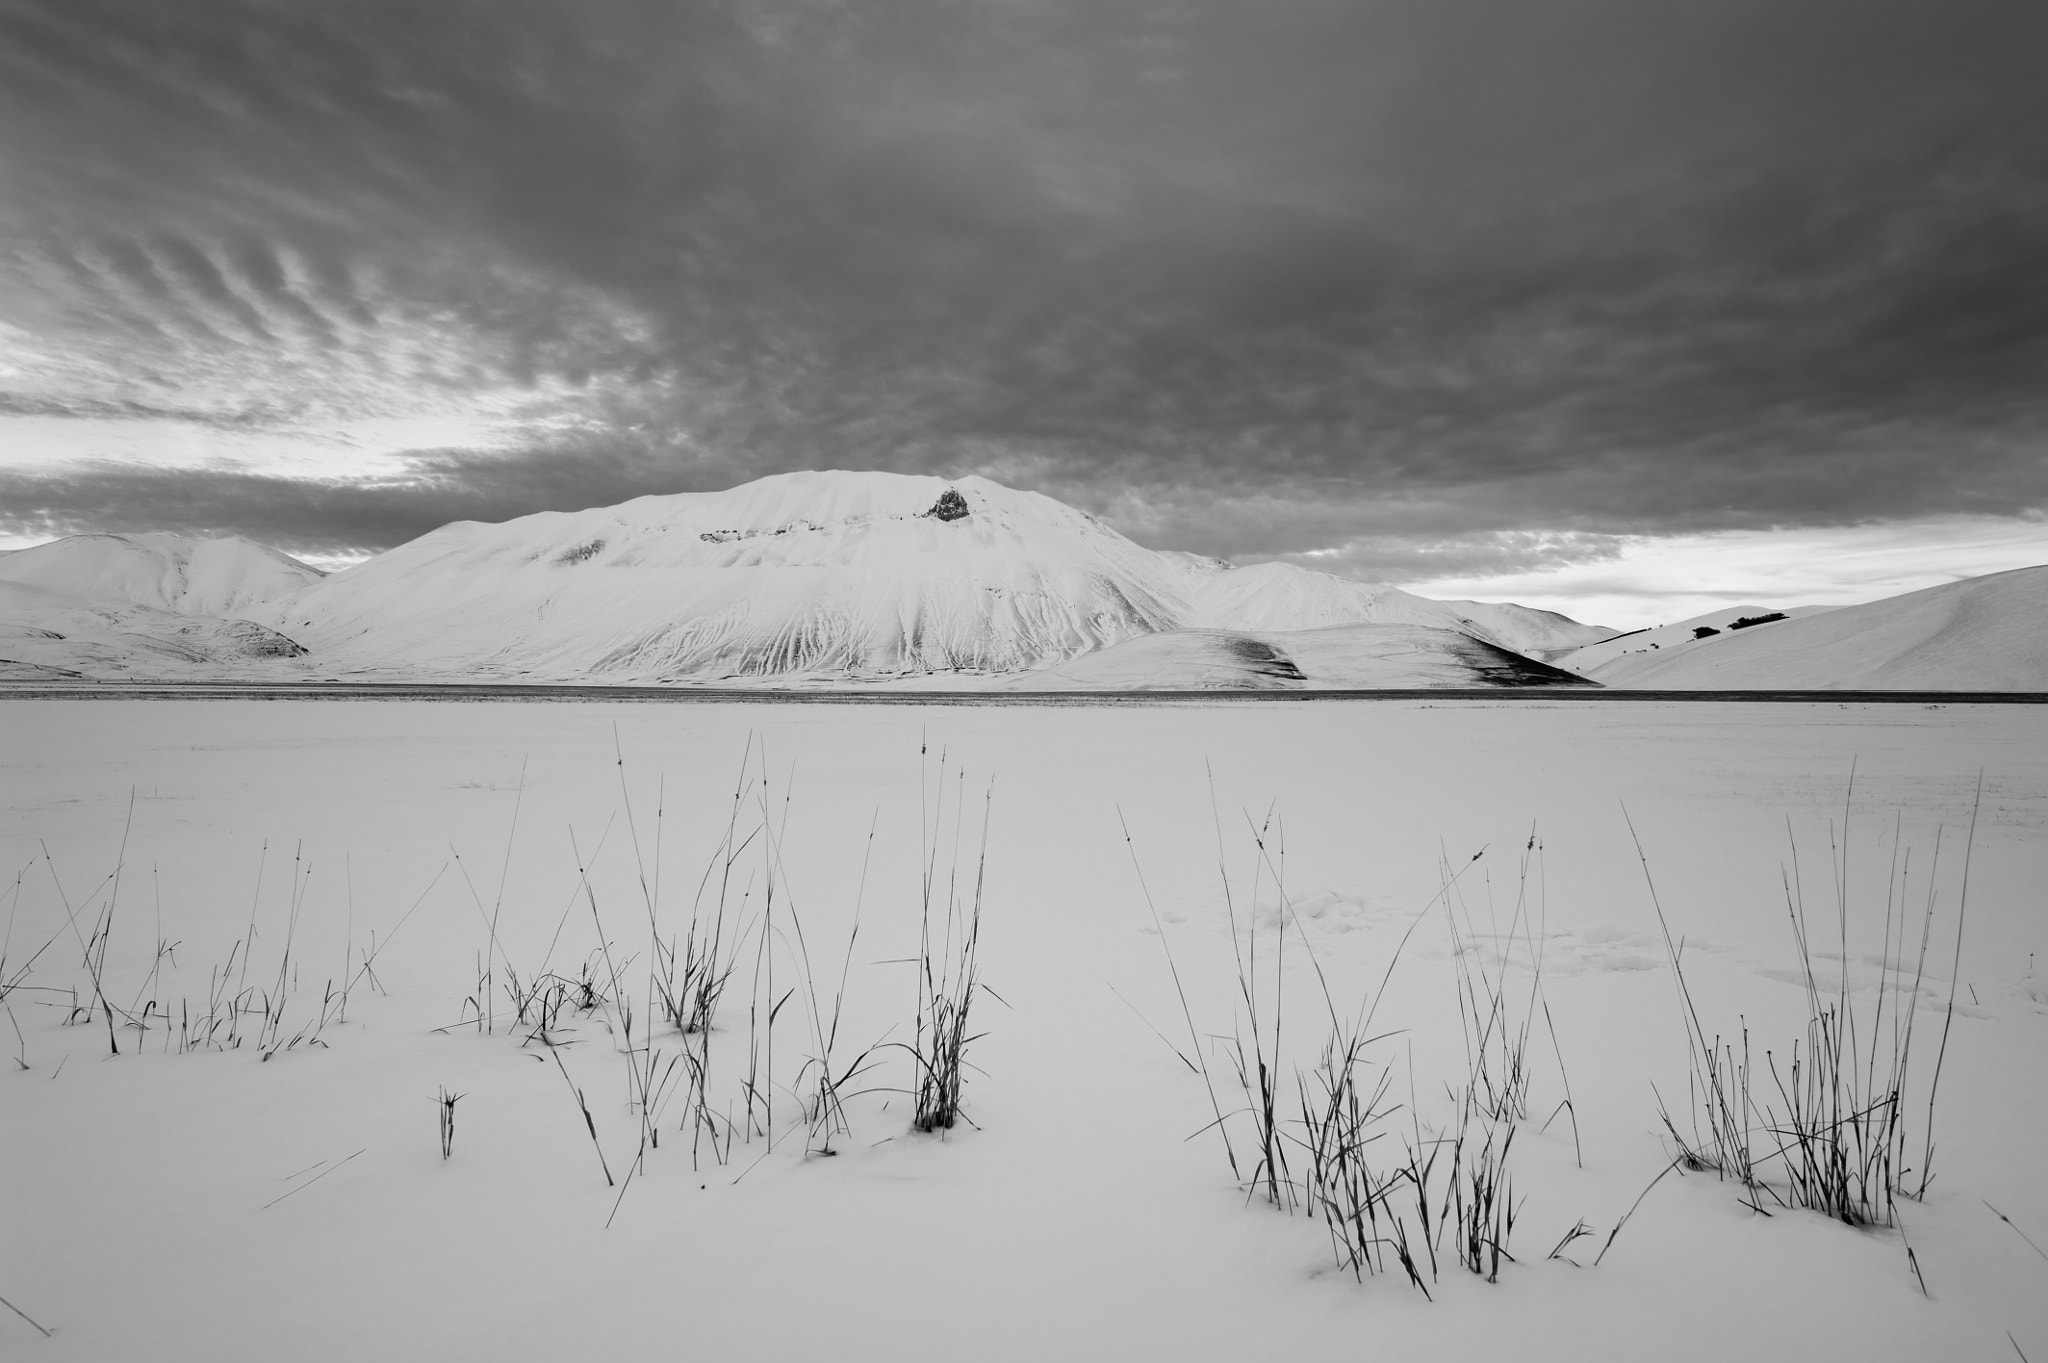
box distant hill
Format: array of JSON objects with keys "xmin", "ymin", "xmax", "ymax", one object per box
[
  {"xmin": 0, "ymin": 580, "xmax": 310, "ymax": 679},
  {"xmin": 1583, "ymin": 566, "xmax": 2048, "ymax": 690},
  {"xmin": 0, "ymin": 532, "xmax": 321, "ymax": 619},
  {"xmin": 1181, "ymin": 560, "xmax": 1614, "ymax": 658},
  {"xmin": 0, "ymin": 535, "xmax": 320, "ymax": 680}
]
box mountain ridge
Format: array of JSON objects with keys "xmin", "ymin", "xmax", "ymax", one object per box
[
  {"xmin": 251, "ymin": 470, "xmax": 1612, "ymax": 682},
  {"xmin": 16, "ymin": 471, "xmax": 2034, "ymax": 690}
]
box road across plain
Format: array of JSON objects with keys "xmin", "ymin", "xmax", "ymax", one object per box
[{"xmin": 1, "ymin": 681, "xmax": 2043, "ymax": 705}]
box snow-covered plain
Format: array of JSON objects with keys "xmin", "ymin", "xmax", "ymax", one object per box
[{"xmin": 5, "ymin": 696, "xmax": 2045, "ymax": 1360}]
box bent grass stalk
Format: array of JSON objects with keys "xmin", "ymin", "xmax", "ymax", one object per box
[{"xmin": 435, "ymin": 1087, "xmax": 463, "ymax": 1159}]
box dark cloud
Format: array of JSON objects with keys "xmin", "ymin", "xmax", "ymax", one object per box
[
  {"xmin": 0, "ymin": 443, "xmax": 739, "ymax": 558},
  {"xmin": 0, "ymin": 461, "xmax": 526, "ymax": 559},
  {"xmin": 3, "ymin": 0, "xmax": 2047, "ymax": 570}
]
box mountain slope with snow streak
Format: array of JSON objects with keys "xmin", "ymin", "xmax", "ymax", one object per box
[
  {"xmin": 1586, "ymin": 566, "xmax": 2048, "ymax": 690},
  {"xmin": 1007, "ymin": 621, "xmax": 1599, "ymax": 691}
]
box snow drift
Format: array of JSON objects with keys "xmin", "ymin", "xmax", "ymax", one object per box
[{"xmin": 1585, "ymin": 566, "xmax": 2048, "ymax": 690}]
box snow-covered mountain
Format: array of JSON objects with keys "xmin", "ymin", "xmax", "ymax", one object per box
[
  {"xmin": 260, "ymin": 473, "xmax": 1194, "ymax": 678},
  {"xmin": 0, "ymin": 532, "xmax": 322, "ymax": 619},
  {"xmin": 1583, "ymin": 566, "xmax": 2048, "ymax": 690},
  {"xmin": 256, "ymin": 471, "xmax": 1613, "ymax": 682},
  {"xmin": 3, "ymin": 472, "xmax": 1617, "ymax": 685},
  {"xmin": 32, "ymin": 477, "xmax": 2043, "ymax": 691}
]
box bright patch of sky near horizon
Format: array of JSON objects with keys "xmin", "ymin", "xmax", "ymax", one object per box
[
  {"xmin": 1398, "ymin": 516, "xmax": 2048, "ymax": 630},
  {"xmin": 2, "ymin": 0, "xmax": 2045, "ymax": 627}
]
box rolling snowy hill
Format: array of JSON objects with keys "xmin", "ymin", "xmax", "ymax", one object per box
[
  {"xmin": 1182, "ymin": 559, "xmax": 1612, "ymax": 658},
  {"xmin": 1552, "ymin": 604, "xmax": 1839, "ymax": 677},
  {"xmin": 1585, "ymin": 566, "xmax": 2048, "ymax": 689}
]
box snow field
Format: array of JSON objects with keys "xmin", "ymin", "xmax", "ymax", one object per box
[{"xmin": 4, "ymin": 698, "xmax": 2046, "ymax": 1360}]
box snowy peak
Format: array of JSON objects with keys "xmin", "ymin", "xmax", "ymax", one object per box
[
  {"xmin": 269, "ymin": 471, "xmax": 1193, "ymax": 679},
  {"xmin": 0, "ymin": 531, "xmax": 322, "ymax": 620},
  {"xmin": 351, "ymin": 472, "xmax": 1136, "ymax": 575}
]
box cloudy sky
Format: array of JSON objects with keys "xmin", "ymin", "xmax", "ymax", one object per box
[{"xmin": 3, "ymin": 0, "xmax": 2045, "ymax": 626}]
